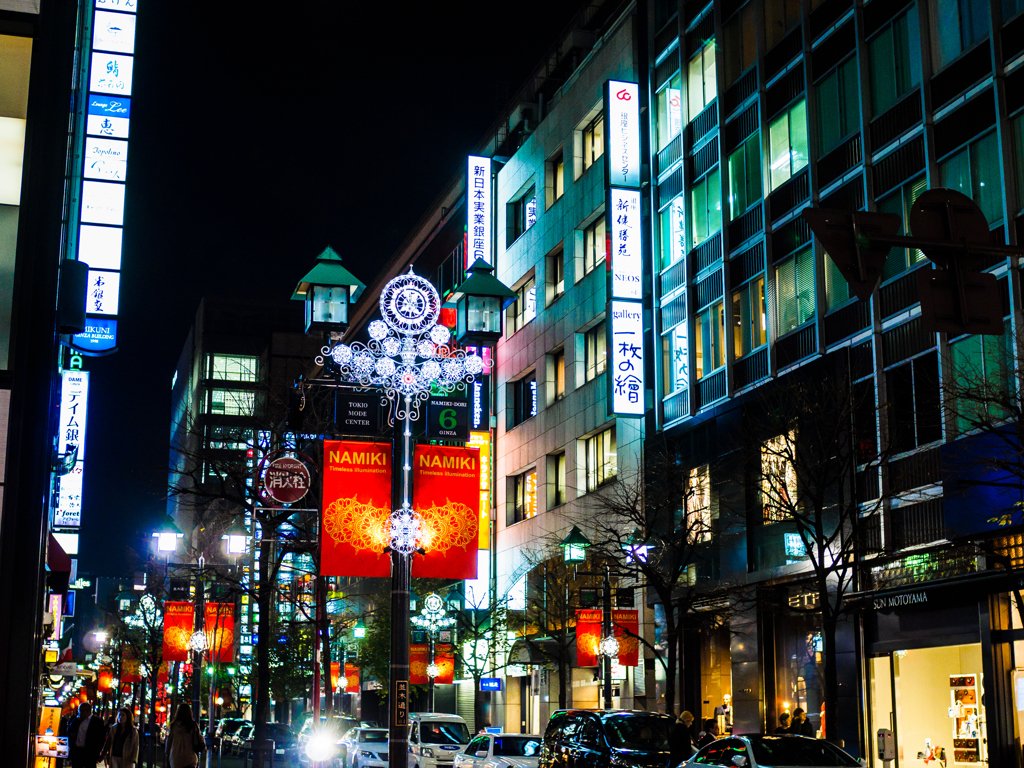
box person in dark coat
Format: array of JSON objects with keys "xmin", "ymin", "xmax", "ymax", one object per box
[
  {"xmin": 668, "ymin": 712, "xmax": 696, "ymax": 766},
  {"xmin": 773, "ymin": 713, "xmax": 791, "ymax": 734},
  {"xmin": 695, "ymin": 719, "xmax": 719, "ymax": 750},
  {"xmin": 790, "ymin": 709, "xmax": 814, "ymax": 736},
  {"xmin": 68, "ymin": 702, "xmax": 106, "ymax": 768}
]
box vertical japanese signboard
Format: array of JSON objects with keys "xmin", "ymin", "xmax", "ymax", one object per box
[
  {"xmin": 467, "ymin": 156, "xmax": 492, "ymax": 266},
  {"xmin": 321, "ymin": 441, "xmax": 392, "ymax": 578},
  {"xmin": 412, "ymin": 445, "xmax": 481, "ymax": 578},
  {"xmin": 468, "ymin": 431, "xmax": 491, "ymax": 549},
  {"xmin": 604, "ymin": 79, "xmax": 645, "ymax": 418},
  {"xmin": 55, "ymin": 371, "xmax": 89, "ymax": 527},
  {"xmin": 70, "ymin": 0, "xmax": 140, "ymax": 356}
]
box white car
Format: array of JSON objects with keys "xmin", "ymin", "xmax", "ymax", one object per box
[
  {"xmin": 344, "ymin": 727, "xmax": 390, "ymax": 768},
  {"xmin": 455, "ymin": 734, "xmax": 543, "ymax": 768},
  {"xmin": 680, "ymin": 735, "xmax": 864, "ymax": 768}
]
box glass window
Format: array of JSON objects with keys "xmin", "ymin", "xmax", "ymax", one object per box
[
  {"xmin": 511, "ymin": 469, "xmax": 538, "ymax": 523},
  {"xmin": 878, "ymin": 175, "xmax": 927, "ymax": 281},
  {"xmin": 507, "ymin": 186, "xmax": 537, "ymax": 244},
  {"xmin": 685, "ymin": 464, "xmax": 712, "ymax": 542},
  {"xmin": 691, "ymin": 168, "xmax": 722, "ymax": 248},
  {"xmin": 765, "ymin": 0, "xmax": 802, "ymax": 49},
  {"xmin": 1007, "ymin": 0, "xmax": 1024, "ymax": 21},
  {"xmin": 206, "ymin": 425, "xmax": 250, "ymax": 451},
  {"xmin": 939, "ymin": 131, "xmax": 1002, "ymax": 224},
  {"xmin": 687, "ymin": 41, "xmax": 717, "ymax": 121},
  {"xmin": 724, "ymin": 3, "xmax": 757, "ymax": 87},
  {"xmin": 773, "ymin": 602, "xmax": 825, "ymax": 736},
  {"xmin": 775, "ymin": 248, "xmax": 815, "ymax": 335},
  {"xmin": 585, "ymin": 321, "xmax": 608, "ymax": 381},
  {"xmin": 551, "ymin": 452, "xmax": 567, "ymax": 507},
  {"xmin": 769, "ymin": 100, "xmax": 809, "ymax": 190},
  {"xmin": 659, "ymin": 197, "xmax": 687, "ymax": 269},
  {"xmin": 208, "ymin": 354, "xmax": 259, "ymax": 382},
  {"xmin": 728, "ymin": 134, "xmax": 762, "ymax": 220},
  {"xmin": 508, "ymin": 372, "xmax": 538, "ymax": 429},
  {"xmin": 506, "ymin": 278, "xmax": 536, "ymax": 335},
  {"xmin": 932, "ymin": 0, "xmax": 990, "ymax": 70},
  {"xmin": 585, "ymin": 427, "xmax": 617, "ymax": 491},
  {"xmin": 732, "ymin": 276, "xmax": 767, "ymax": 358},
  {"xmin": 694, "ymin": 300, "xmax": 725, "ymax": 380},
  {"xmin": 868, "ymin": 7, "xmax": 921, "ymax": 116},
  {"xmin": 209, "ymin": 389, "xmax": 255, "ymax": 417},
  {"xmin": 583, "ymin": 216, "xmax": 607, "ymax": 276},
  {"xmin": 762, "ymin": 430, "xmax": 797, "ymax": 523},
  {"xmin": 885, "ymin": 351, "xmax": 941, "ymax": 453},
  {"xmin": 547, "ymin": 247, "xmax": 565, "ymax": 301},
  {"xmin": 949, "ymin": 330, "xmax": 1011, "ymax": 436},
  {"xmin": 824, "ymin": 251, "xmax": 851, "ymax": 309},
  {"xmin": 553, "ymin": 350, "xmax": 566, "ymax": 400},
  {"xmin": 583, "ymin": 115, "xmax": 605, "ymax": 171},
  {"xmin": 817, "ymin": 57, "xmax": 859, "ymax": 156},
  {"xmin": 655, "ymin": 72, "xmax": 684, "ymax": 151},
  {"xmin": 662, "ymin": 322, "xmax": 689, "ymax": 393}
]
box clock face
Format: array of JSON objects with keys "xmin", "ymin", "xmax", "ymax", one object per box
[{"xmin": 379, "ymin": 274, "xmax": 440, "ymax": 335}]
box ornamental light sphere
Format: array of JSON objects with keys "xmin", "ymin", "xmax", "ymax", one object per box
[
  {"xmin": 442, "ymin": 358, "xmax": 464, "ymax": 381},
  {"xmin": 429, "ymin": 325, "xmax": 451, "ymax": 345},
  {"xmin": 368, "ymin": 320, "xmax": 389, "ymax": 340},
  {"xmin": 354, "ymin": 351, "xmax": 374, "ymax": 374},
  {"xmin": 375, "ymin": 358, "xmax": 396, "ymax": 377},
  {"xmin": 464, "ymin": 354, "xmax": 484, "ymax": 376},
  {"xmin": 417, "ymin": 340, "xmax": 436, "ymax": 358},
  {"xmin": 389, "ymin": 509, "xmax": 420, "ymax": 554},
  {"xmin": 422, "ymin": 360, "xmax": 442, "ymax": 380},
  {"xmin": 331, "ymin": 344, "xmax": 352, "ymax": 366},
  {"xmin": 188, "ymin": 631, "xmax": 209, "ymax": 654},
  {"xmin": 599, "ymin": 635, "xmax": 620, "ymax": 658},
  {"xmin": 426, "ymin": 663, "xmax": 440, "ymax": 679},
  {"xmin": 383, "ymin": 336, "xmax": 401, "ymax": 356}
]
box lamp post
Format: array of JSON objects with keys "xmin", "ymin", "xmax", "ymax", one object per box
[
  {"xmin": 315, "ymin": 269, "xmax": 490, "ymax": 768},
  {"xmin": 411, "ymin": 593, "xmax": 456, "ymax": 713}
]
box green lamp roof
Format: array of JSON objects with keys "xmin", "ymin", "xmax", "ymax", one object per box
[
  {"xmin": 560, "ymin": 525, "xmax": 592, "ymax": 549},
  {"xmin": 450, "ymin": 258, "xmax": 517, "ymax": 305},
  {"xmin": 291, "ymin": 246, "xmax": 366, "ymax": 303}
]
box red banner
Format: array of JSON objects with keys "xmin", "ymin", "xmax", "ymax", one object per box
[
  {"xmin": 162, "ymin": 601, "xmax": 194, "ymax": 662},
  {"xmin": 576, "ymin": 609, "xmax": 603, "ymax": 667},
  {"xmin": 205, "ymin": 603, "xmax": 234, "ymax": 663},
  {"xmin": 322, "ymin": 441, "xmax": 392, "ymax": 577},
  {"xmin": 412, "ymin": 445, "xmax": 481, "ymax": 578},
  {"xmin": 612, "ymin": 609, "xmax": 639, "ymax": 666},
  {"xmin": 98, "ymin": 666, "xmax": 113, "ymax": 692},
  {"xmin": 410, "ymin": 644, "xmax": 430, "ymax": 685},
  {"xmin": 331, "ymin": 662, "xmax": 340, "ymax": 691},
  {"xmin": 121, "ymin": 647, "xmax": 141, "ymax": 683},
  {"xmin": 434, "ymin": 644, "xmax": 454, "ymax": 685},
  {"xmin": 345, "ymin": 662, "xmax": 360, "ymax": 693},
  {"xmin": 157, "ymin": 662, "xmax": 168, "ymax": 685}
]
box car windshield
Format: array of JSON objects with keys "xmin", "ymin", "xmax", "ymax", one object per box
[
  {"xmin": 421, "ymin": 722, "xmax": 471, "ymax": 744},
  {"xmin": 602, "ymin": 716, "xmax": 671, "ymax": 751},
  {"xmin": 494, "ymin": 737, "xmax": 541, "ymax": 757},
  {"xmin": 360, "ymin": 730, "xmax": 389, "ymax": 743},
  {"xmin": 748, "ymin": 737, "xmax": 859, "ymax": 767},
  {"xmin": 222, "ymin": 721, "xmax": 245, "ymax": 735},
  {"xmin": 266, "ymin": 724, "xmax": 295, "ymax": 740}
]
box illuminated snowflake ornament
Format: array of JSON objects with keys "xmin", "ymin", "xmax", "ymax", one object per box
[
  {"xmin": 599, "ymin": 635, "xmax": 620, "ymax": 658},
  {"xmin": 389, "ymin": 508, "xmax": 421, "ymax": 555}
]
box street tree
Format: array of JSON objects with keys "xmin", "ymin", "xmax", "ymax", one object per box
[{"xmin": 450, "ymin": 581, "xmax": 509, "ymax": 728}]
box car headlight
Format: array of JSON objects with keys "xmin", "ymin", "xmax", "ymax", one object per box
[
  {"xmin": 362, "ymin": 750, "xmax": 377, "ymax": 758},
  {"xmin": 305, "ymin": 734, "xmax": 337, "ymax": 762},
  {"xmin": 422, "ymin": 748, "xmax": 435, "ymax": 758}
]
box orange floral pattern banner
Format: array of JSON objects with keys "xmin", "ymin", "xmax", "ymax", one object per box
[
  {"xmin": 434, "ymin": 644, "xmax": 454, "ymax": 685},
  {"xmin": 412, "ymin": 445, "xmax": 481, "ymax": 578},
  {"xmin": 121, "ymin": 647, "xmax": 141, "ymax": 683},
  {"xmin": 322, "ymin": 441, "xmax": 392, "ymax": 577},
  {"xmin": 97, "ymin": 666, "xmax": 113, "ymax": 692},
  {"xmin": 612, "ymin": 609, "xmax": 639, "ymax": 666},
  {"xmin": 410, "ymin": 644, "xmax": 430, "ymax": 685},
  {"xmin": 576, "ymin": 609, "xmax": 603, "ymax": 667},
  {"xmin": 345, "ymin": 662, "xmax": 360, "ymax": 693},
  {"xmin": 162, "ymin": 601, "xmax": 194, "ymax": 662},
  {"xmin": 205, "ymin": 603, "xmax": 234, "ymax": 663}
]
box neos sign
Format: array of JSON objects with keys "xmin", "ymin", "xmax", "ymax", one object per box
[{"xmin": 264, "ymin": 457, "xmax": 310, "ymax": 505}]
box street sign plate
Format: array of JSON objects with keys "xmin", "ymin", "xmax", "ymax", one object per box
[
  {"xmin": 335, "ymin": 391, "xmax": 381, "ymax": 436},
  {"xmin": 917, "ymin": 269, "xmax": 1004, "ymax": 336},
  {"xmin": 426, "ymin": 397, "xmax": 470, "ymax": 440},
  {"xmin": 802, "ymin": 208, "xmax": 902, "ymax": 301},
  {"xmin": 263, "ymin": 457, "xmax": 310, "ymax": 504},
  {"xmin": 909, "ymin": 189, "xmax": 990, "ymax": 268}
]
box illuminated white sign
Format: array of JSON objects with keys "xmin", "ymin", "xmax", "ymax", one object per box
[
  {"xmin": 80, "ymin": 180, "xmax": 125, "ymax": 225},
  {"xmin": 668, "ymin": 87, "xmax": 682, "ymax": 140},
  {"xmin": 93, "ymin": 10, "xmax": 136, "ymax": 54},
  {"xmin": 78, "ymin": 224, "xmax": 122, "ymax": 270},
  {"xmin": 524, "ymin": 285, "xmax": 536, "ymax": 323},
  {"xmin": 58, "ymin": 370, "xmax": 89, "ymax": 459},
  {"xmin": 609, "ymin": 188, "xmax": 642, "ymax": 300},
  {"xmin": 95, "ymin": 0, "xmax": 137, "ymax": 11},
  {"xmin": 86, "ymin": 96, "xmax": 130, "ymax": 138},
  {"xmin": 83, "ymin": 138, "xmax": 128, "ymax": 181},
  {"xmin": 53, "ymin": 532, "xmax": 80, "ymax": 556},
  {"xmin": 89, "ymin": 52, "xmax": 134, "ymax": 95},
  {"xmin": 467, "ymin": 156, "xmax": 492, "ymax": 266},
  {"xmin": 605, "ymin": 80, "xmax": 640, "ymax": 188},
  {"xmin": 54, "ymin": 466, "xmax": 84, "ymax": 528},
  {"xmin": 87, "ymin": 270, "xmax": 120, "ymax": 315},
  {"xmin": 610, "ymin": 300, "xmax": 645, "ymax": 416}
]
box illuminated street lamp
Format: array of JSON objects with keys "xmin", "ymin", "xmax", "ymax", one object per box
[
  {"xmin": 450, "ymin": 259, "xmax": 516, "ymax": 346},
  {"xmin": 222, "ymin": 524, "xmax": 247, "ymax": 557},
  {"xmin": 151, "ymin": 520, "xmax": 184, "ymax": 556},
  {"xmin": 411, "ymin": 593, "xmax": 456, "ymax": 713},
  {"xmin": 599, "ymin": 635, "xmax": 620, "ymax": 658},
  {"xmin": 188, "ymin": 631, "xmax": 209, "ymax": 654},
  {"xmin": 560, "ymin": 526, "xmax": 591, "ymax": 564},
  {"xmin": 292, "ymin": 246, "xmax": 366, "ymax": 334}
]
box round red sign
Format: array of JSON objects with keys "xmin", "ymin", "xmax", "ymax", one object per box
[{"xmin": 263, "ymin": 457, "xmax": 310, "ymax": 504}]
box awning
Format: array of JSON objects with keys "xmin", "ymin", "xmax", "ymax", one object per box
[
  {"xmin": 508, "ymin": 637, "xmax": 565, "ymax": 666},
  {"xmin": 844, "ymin": 569, "xmax": 1019, "ymax": 611},
  {"xmin": 47, "ymin": 533, "xmax": 73, "ymax": 595}
]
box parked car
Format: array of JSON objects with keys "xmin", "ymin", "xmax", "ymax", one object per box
[
  {"xmin": 215, "ymin": 718, "xmax": 247, "ymax": 750},
  {"xmin": 456, "ymin": 733, "xmax": 542, "ymax": 768},
  {"xmin": 679, "ymin": 735, "xmax": 862, "ymax": 768},
  {"xmin": 299, "ymin": 715, "xmax": 360, "ymax": 764},
  {"xmin": 409, "ymin": 713, "xmax": 472, "ymax": 768},
  {"xmin": 227, "ymin": 722, "xmax": 255, "ymax": 755},
  {"xmin": 265, "ymin": 722, "xmax": 300, "ymax": 764},
  {"xmin": 540, "ymin": 710, "xmax": 675, "ymax": 768},
  {"xmin": 346, "ymin": 727, "xmax": 390, "ymax": 768}
]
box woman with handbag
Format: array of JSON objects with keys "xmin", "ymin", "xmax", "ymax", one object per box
[
  {"xmin": 165, "ymin": 704, "xmax": 205, "ymax": 768},
  {"xmin": 101, "ymin": 708, "xmax": 139, "ymax": 768}
]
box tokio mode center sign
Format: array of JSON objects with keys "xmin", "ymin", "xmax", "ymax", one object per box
[{"xmin": 263, "ymin": 457, "xmax": 310, "ymax": 505}]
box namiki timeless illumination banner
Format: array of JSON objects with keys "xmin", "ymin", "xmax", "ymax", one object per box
[
  {"xmin": 412, "ymin": 445, "xmax": 481, "ymax": 578},
  {"xmin": 576, "ymin": 609, "xmax": 603, "ymax": 667},
  {"xmin": 322, "ymin": 441, "xmax": 392, "ymax": 578},
  {"xmin": 162, "ymin": 601, "xmax": 194, "ymax": 662},
  {"xmin": 612, "ymin": 609, "xmax": 639, "ymax": 666},
  {"xmin": 205, "ymin": 603, "xmax": 234, "ymax": 663}
]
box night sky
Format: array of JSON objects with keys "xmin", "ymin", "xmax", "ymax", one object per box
[{"xmin": 77, "ymin": 1, "xmax": 583, "ymax": 574}]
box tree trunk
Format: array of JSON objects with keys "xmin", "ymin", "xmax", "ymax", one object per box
[
  {"xmin": 664, "ymin": 614, "xmax": 678, "ymax": 717},
  {"xmin": 321, "ymin": 574, "xmax": 333, "ymax": 716},
  {"xmin": 254, "ymin": 524, "xmax": 273, "ymax": 742},
  {"xmin": 822, "ymin": 613, "xmax": 838, "ymax": 742},
  {"xmin": 558, "ymin": 653, "xmax": 568, "ymax": 710},
  {"xmin": 473, "ymin": 677, "xmax": 486, "ymax": 730}
]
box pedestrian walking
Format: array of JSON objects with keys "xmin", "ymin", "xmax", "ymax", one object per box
[
  {"xmin": 695, "ymin": 719, "xmax": 719, "ymax": 750},
  {"xmin": 101, "ymin": 707, "xmax": 139, "ymax": 768},
  {"xmin": 773, "ymin": 713, "xmax": 791, "ymax": 734},
  {"xmin": 68, "ymin": 702, "xmax": 106, "ymax": 768},
  {"xmin": 790, "ymin": 709, "xmax": 814, "ymax": 737},
  {"xmin": 668, "ymin": 712, "xmax": 696, "ymax": 766},
  {"xmin": 165, "ymin": 703, "xmax": 205, "ymax": 768}
]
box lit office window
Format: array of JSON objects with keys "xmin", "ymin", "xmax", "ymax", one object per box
[
  {"xmin": 768, "ymin": 101, "xmax": 809, "ymax": 190},
  {"xmin": 694, "ymin": 301, "xmax": 725, "ymax": 380},
  {"xmin": 584, "ymin": 321, "xmax": 608, "ymax": 381},
  {"xmin": 775, "ymin": 248, "xmax": 815, "ymax": 335},
  {"xmin": 585, "ymin": 428, "xmax": 617, "ymax": 492},
  {"xmin": 208, "ymin": 354, "xmax": 258, "ymax": 382},
  {"xmin": 687, "ymin": 41, "xmax": 717, "ymax": 120},
  {"xmin": 732, "ymin": 277, "xmax": 767, "ymax": 359},
  {"xmin": 209, "ymin": 389, "xmax": 255, "ymax": 416},
  {"xmin": 583, "ymin": 217, "xmax": 607, "ymax": 276},
  {"xmin": 583, "ymin": 115, "xmax": 605, "ymax": 171}
]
